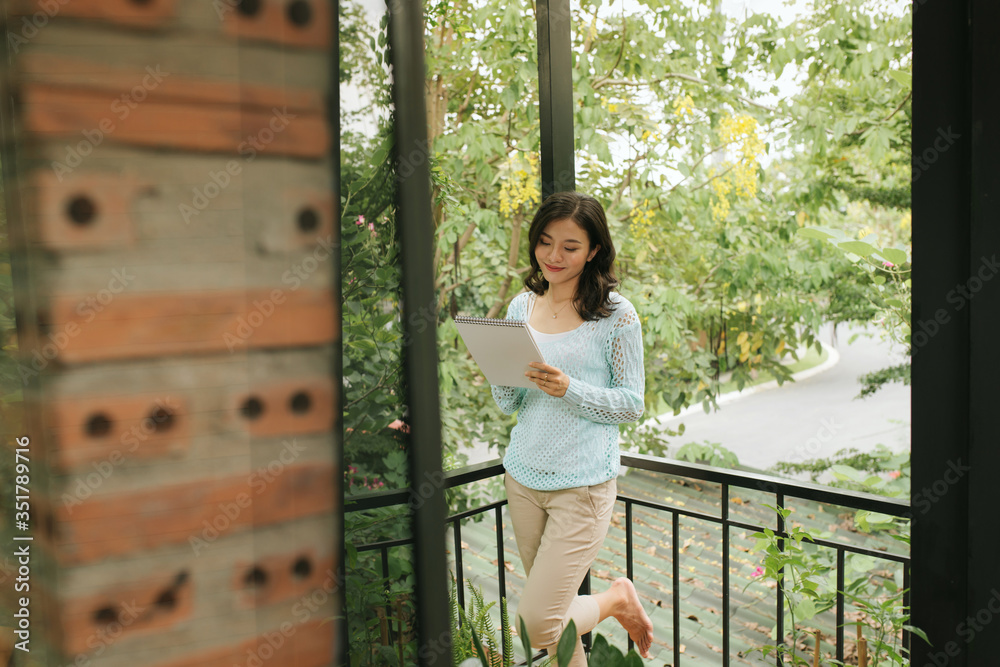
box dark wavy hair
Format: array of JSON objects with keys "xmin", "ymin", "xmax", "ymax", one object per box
[{"xmin": 523, "ymin": 191, "xmax": 619, "ymax": 321}]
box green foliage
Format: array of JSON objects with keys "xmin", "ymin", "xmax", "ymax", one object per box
[
  {"xmin": 585, "ymin": 634, "xmax": 644, "ymax": 667},
  {"xmin": 509, "ymin": 616, "xmax": 642, "ymax": 667},
  {"xmin": 339, "ymin": 0, "xmax": 916, "ymax": 476},
  {"xmin": 772, "ymin": 444, "xmax": 910, "ymax": 535},
  {"xmin": 675, "ymin": 440, "xmax": 741, "ymax": 469},
  {"xmin": 772, "ymin": 445, "xmax": 907, "ymax": 488},
  {"xmin": 747, "ymin": 502, "xmax": 922, "ymax": 666},
  {"xmin": 831, "ymin": 584, "xmax": 929, "ymax": 667},
  {"xmin": 746, "ymin": 505, "xmax": 829, "ymax": 666},
  {"xmin": 857, "ymin": 362, "xmax": 910, "ymax": 399},
  {"xmin": 798, "ymin": 225, "xmax": 911, "ymax": 353},
  {"xmin": 451, "ymin": 579, "xmax": 512, "ymax": 667},
  {"xmin": 344, "ymin": 539, "xmax": 415, "ymax": 666}
]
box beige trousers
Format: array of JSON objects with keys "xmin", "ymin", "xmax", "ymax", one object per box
[{"xmin": 505, "ymin": 473, "xmax": 617, "ymax": 667}]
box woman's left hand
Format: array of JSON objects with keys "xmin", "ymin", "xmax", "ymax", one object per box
[{"xmin": 526, "ymin": 362, "xmax": 569, "ymax": 398}]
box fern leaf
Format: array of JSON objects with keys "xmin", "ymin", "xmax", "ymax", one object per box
[{"xmin": 501, "ymin": 597, "xmax": 513, "ymax": 667}]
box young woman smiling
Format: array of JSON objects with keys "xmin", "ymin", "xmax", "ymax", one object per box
[{"xmin": 491, "ymin": 191, "xmax": 654, "ymax": 664}]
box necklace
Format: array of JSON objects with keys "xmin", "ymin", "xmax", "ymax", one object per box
[{"xmin": 548, "ymin": 294, "xmax": 573, "ymax": 319}]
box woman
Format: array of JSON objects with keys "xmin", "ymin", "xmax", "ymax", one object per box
[{"xmin": 491, "ymin": 191, "xmax": 654, "ymax": 665}]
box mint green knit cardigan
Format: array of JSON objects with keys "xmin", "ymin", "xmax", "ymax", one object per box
[{"xmin": 491, "ymin": 290, "xmax": 645, "ymax": 491}]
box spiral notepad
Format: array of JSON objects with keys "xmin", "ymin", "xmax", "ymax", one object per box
[{"xmin": 453, "ymin": 316, "xmax": 545, "ymax": 389}]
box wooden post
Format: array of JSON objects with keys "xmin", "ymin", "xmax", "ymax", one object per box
[
  {"xmin": 814, "ymin": 629, "xmax": 821, "ymax": 667},
  {"xmin": 857, "ymin": 624, "xmax": 867, "ymax": 667},
  {"xmin": 396, "ymin": 599, "xmax": 405, "ymax": 665},
  {"xmin": 377, "ymin": 607, "xmax": 389, "ymax": 646}
]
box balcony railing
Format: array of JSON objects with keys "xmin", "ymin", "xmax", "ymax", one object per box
[{"xmin": 346, "ymin": 453, "xmax": 911, "ymax": 665}]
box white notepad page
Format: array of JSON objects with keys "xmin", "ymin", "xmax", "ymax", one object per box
[{"xmin": 453, "ymin": 317, "xmax": 545, "ymax": 389}]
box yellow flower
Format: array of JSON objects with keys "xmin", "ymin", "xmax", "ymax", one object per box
[
  {"xmin": 709, "ymin": 113, "xmax": 766, "ymax": 221},
  {"xmin": 628, "ymin": 198, "xmax": 656, "ymax": 241},
  {"xmin": 672, "ymin": 94, "xmax": 695, "ymax": 117},
  {"xmin": 498, "ymin": 152, "xmax": 540, "ymax": 216}
]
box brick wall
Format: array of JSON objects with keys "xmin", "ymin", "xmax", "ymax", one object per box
[{"xmin": 2, "ymin": 1, "xmax": 340, "ymax": 665}]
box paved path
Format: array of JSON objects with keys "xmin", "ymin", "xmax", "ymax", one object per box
[{"xmin": 653, "ymin": 324, "xmax": 910, "ymax": 471}]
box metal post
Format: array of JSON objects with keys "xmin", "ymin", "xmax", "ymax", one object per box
[
  {"xmin": 911, "ymin": 0, "xmax": 972, "ymax": 664},
  {"xmin": 721, "ymin": 484, "xmax": 730, "ymax": 666},
  {"xmin": 672, "ymin": 512, "xmax": 681, "ymax": 666},
  {"xmin": 836, "ymin": 549, "xmax": 845, "ymax": 663},
  {"xmin": 626, "ymin": 501, "xmax": 634, "ymax": 654},
  {"xmin": 388, "ymin": 0, "xmax": 451, "ymax": 660},
  {"xmin": 967, "ymin": 2, "xmax": 1000, "ymax": 666},
  {"xmin": 775, "ymin": 494, "xmax": 785, "ymax": 667},
  {"xmin": 535, "ymin": 0, "xmax": 575, "ymax": 198}
]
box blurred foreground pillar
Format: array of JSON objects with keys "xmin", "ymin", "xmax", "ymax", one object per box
[{"xmin": 0, "ymin": 2, "xmax": 342, "ymax": 665}]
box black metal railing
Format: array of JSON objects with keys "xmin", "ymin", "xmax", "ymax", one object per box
[{"xmin": 346, "ymin": 453, "xmax": 911, "ymax": 666}]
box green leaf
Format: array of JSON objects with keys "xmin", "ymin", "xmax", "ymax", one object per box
[
  {"xmin": 588, "ymin": 635, "xmax": 623, "ymax": 663},
  {"xmin": 376, "ymin": 645, "xmax": 400, "ymax": 665},
  {"xmin": 797, "ymin": 227, "xmax": 834, "ymax": 240},
  {"xmin": 519, "ymin": 616, "xmax": 534, "ymax": 667},
  {"xmin": 793, "ymin": 598, "xmax": 817, "ymax": 622},
  {"xmin": 837, "ymin": 241, "xmax": 879, "ymax": 257},
  {"xmin": 469, "ymin": 623, "xmax": 490, "ymax": 665},
  {"xmin": 904, "ymin": 625, "xmax": 931, "ymax": 644},
  {"xmin": 888, "ymin": 70, "xmax": 912, "ymax": 88},
  {"xmin": 623, "ymin": 650, "xmax": 644, "ymax": 666},
  {"xmin": 500, "ymin": 86, "xmax": 517, "ymax": 111},
  {"xmin": 882, "ymin": 248, "xmax": 908, "ymax": 265},
  {"xmin": 556, "ymin": 619, "xmax": 577, "ymax": 666}
]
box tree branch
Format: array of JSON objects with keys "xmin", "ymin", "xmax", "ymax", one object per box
[
  {"xmin": 592, "ymin": 18, "xmax": 627, "ymax": 86},
  {"xmin": 847, "ymin": 91, "xmax": 912, "ymax": 136},
  {"xmin": 689, "ymin": 161, "xmax": 738, "ymax": 194},
  {"xmin": 486, "ymin": 211, "xmax": 525, "ymax": 318},
  {"xmin": 593, "ymin": 73, "xmax": 778, "ymax": 113}
]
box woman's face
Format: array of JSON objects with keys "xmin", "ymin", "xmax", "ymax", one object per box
[{"xmin": 534, "ymin": 217, "xmax": 600, "ymax": 289}]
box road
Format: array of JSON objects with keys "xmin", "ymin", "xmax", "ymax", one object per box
[{"xmin": 653, "ymin": 324, "xmax": 910, "ymax": 471}]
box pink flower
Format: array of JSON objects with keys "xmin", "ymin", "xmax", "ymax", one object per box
[
  {"xmin": 368, "ymin": 222, "xmax": 375, "ymax": 232},
  {"xmin": 751, "ymin": 566, "xmax": 765, "ymax": 578},
  {"xmin": 388, "ymin": 419, "xmax": 411, "ymax": 433},
  {"xmin": 888, "ymin": 470, "xmax": 901, "ymax": 480},
  {"xmin": 356, "ymin": 215, "xmax": 365, "ymax": 226},
  {"xmin": 883, "ymin": 260, "xmax": 895, "ymax": 268}
]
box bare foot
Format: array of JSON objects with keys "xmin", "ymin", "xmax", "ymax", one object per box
[{"xmin": 611, "ymin": 577, "xmax": 654, "ymax": 659}]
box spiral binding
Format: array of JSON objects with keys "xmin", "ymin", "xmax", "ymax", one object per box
[{"xmin": 453, "ymin": 316, "xmax": 526, "ymax": 328}]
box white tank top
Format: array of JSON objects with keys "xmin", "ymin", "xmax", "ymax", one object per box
[{"xmin": 526, "ymin": 293, "xmax": 580, "ymax": 342}]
